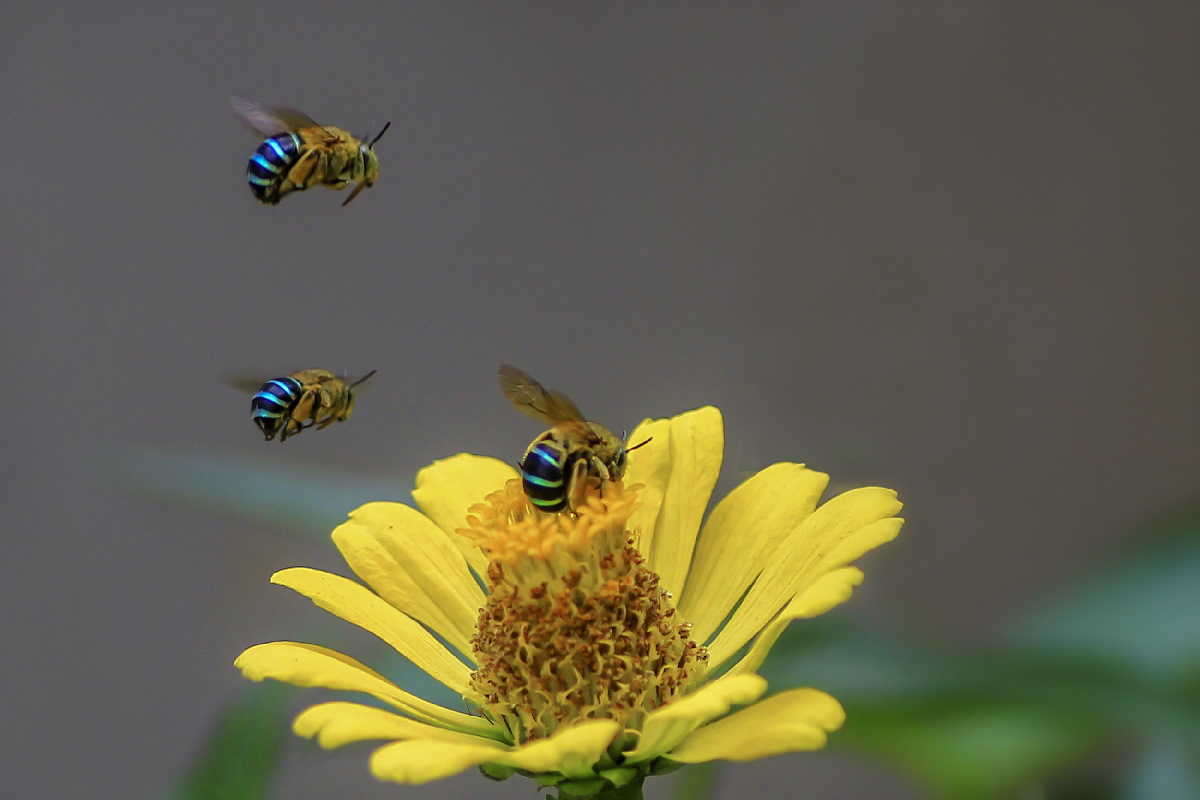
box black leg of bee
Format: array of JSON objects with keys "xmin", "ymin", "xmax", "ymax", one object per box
[
  {"xmin": 279, "ymin": 412, "xmax": 310, "ymax": 442},
  {"xmin": 282, "ymin": 417, "xmax": 300, "ymax": 442}
]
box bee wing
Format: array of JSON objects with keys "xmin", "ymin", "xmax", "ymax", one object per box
[
  {"xmin": 230, "ymin": 96, "xmax": 321, "ymax": 136},
  {"xmin": 499, "ymin": 364, "xmax": 587, "ymax": 425},
  {"xmin": 228, "ymin": 374, "xmax": 275, "ymax": 393}
]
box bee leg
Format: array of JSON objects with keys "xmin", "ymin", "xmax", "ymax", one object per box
[
  {"xmin": 566, "ymin": 458, "xmax": 590, "ymax": 513},
  {"xmin": 288, "ymin": 149, "xmax": 321, "ymax": 189},
  {"xmin": 312, "ymin": 388, "xmax": 337, "ymax": 430},
  {"xmin": 591, "ymin": 455, "xmax": 612, "ymax": 481},
  {"xmin": 278, "ymin": 415, "xmax": 297, "ymax": 442},
  {"xmin": 285, "ymin": 417, "xmax": 316, "ymax": 441}
]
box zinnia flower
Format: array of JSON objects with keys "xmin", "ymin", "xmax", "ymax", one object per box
[{"xmin": 235, "ymin": 406, "xmax": 903, "ymax": 798}]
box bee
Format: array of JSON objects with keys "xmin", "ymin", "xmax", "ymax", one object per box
[
  {"xmin": 248, "ymin": 369, "xmax": 377, "ymax": 442},
  {"xmin": 230, "ymin": 96, "xmax": 391, "ymax": 206},
  {"xmin": 499, "ymin": 364, "xmax": 649, "ymax": 513}
]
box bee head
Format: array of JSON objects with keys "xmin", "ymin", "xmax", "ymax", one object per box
[
  {"xmin": 342, "ymin": 123, "xmax": 390, "ymax": 207},
  {"xmin": 362, "ymin": 121, "xmax": 391, "ymax": 182},
  {"xmin": 360, "ymin": 144, "xmax": 380, "ymax": 185},
  {"xmin": 612, "ymin": 434, "xmax": 653, "ymax": 480}
]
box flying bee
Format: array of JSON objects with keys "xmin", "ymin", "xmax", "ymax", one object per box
[
  {"xmin": 246, "ymin": 369, "xmax": 377, "ymax": 442},
  {"xmin": 499, "ymin": 364, "xmax": 649, "ymax": 513},
  {"xmin": 230, "ymin": 96, "xmax": 391, "ymax": 206}
]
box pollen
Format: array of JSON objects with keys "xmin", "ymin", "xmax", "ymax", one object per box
[{"xmin": 460, "ymin": 479, "xmax": 709, "ymax": 743}]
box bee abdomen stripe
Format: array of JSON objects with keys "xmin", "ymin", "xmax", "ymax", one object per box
[
  {"xmin": 522, "ymin": 473, "xmax": 562, "ymax": 489},
  {"xmin": 251, "ymin": 153, "xmax": 282, "ymax": 174},
  {"xmin": 252, "ymin": 395, "xmax": 289, "ymax": 413},
  {"xmin": 528, "ymin": 447, "xmax": 560, "ymax": 468},
  {"xmin": 266, "ymin": 138, "xmax": 290, "ymax": 161},
  {"xmin": 261, "ymin": 379, "xmax": 299, "ymax": 396}
]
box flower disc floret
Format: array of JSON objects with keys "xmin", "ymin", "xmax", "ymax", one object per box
[{"xmin": 464, "ymin": 479, "xmax": 707, "ymax": 743}]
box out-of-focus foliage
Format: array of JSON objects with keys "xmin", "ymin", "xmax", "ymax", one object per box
[
  {"xmin": 126, "ymin": 452, "xmax": 1199, "ymax": 800},
  {"xmin": 160, "ymin": 682, "xmax": 293, "ymax": 800},
  {"xmin": 763, "ymin": 507, "xmax": 1200, "ymax": 800},
  {"xmin": 1006, "ymin": 507, "xmax": 1200, "ymax": 674},
  {"xmin": 109, "ymin": 446, "xmax": 409, "ymax": 535}
]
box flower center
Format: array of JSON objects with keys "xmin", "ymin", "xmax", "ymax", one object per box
[{"xmin": 460, "ymin": 479, "xmax": 708, "ymax": 743}]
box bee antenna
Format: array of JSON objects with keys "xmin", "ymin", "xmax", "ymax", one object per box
[
  {"xmin": 626, "ymin": 436, "xmax": 653, "ymax": 452},
  {"xmin": 350, "ymin": 369, "xmax": 378, "ymax": 388},
  {"xmin": 368, "ymin": 121, "xmax": 392, "ymax": 148}
]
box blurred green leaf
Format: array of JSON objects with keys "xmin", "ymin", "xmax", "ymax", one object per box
[
  {"xmin": 1005, "ymin": 507, "xmax": 1200, "ymax": 676},
  {"xmin": 761, "ymin": 619, "xmax": 1105, "ymax": 799},
  {"xmin": 162, "ymin": 682, "xmax": 293, "ymax": 800},
  {"xmin": 106, "ymin": 446, "xmax": 408, "ymax": 536},
  {"xmin": 757, "ymin": 506, "xmax": 1200, "ymax": 798},
  {"xmin": 843, "ymin": 699, "xmax": 1100, "ymax": 800}
]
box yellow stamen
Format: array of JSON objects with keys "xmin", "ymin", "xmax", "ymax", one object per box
[{"xmin": 460, "ymin": 480, "xmax": 708, "ymax": 743}]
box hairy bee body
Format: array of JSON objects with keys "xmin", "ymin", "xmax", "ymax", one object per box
[
  {"xmin": 517, "ymin": 422, "xmax": 627, "ymax": 513},
  {"xmin": 249, "ymin": 368, "xmax": 375, "ymax": 442},
  {"xmin": 231, "ymin": 97, "xmax": 390, "ymax": 206},
  {"xmin": 499, "ymin": 365, "xmax": 642, "ymax": 513}
]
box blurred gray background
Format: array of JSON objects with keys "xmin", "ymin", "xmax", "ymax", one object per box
[{"xmin": 3, "ymin": 2, "xmax": 1197, "ymax": 799}]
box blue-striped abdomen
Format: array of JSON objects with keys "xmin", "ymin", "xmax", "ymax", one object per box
[
  {"xmin": 519, "ymin": 440, "xmax": 571, "ymax": 512},
  {"xmin": 251, "ymin": 377, "xmax": 303, "ymax": 440},
  {"xmin": 246, "ymin": 132, "xmax": 302, "ymax": 204}
]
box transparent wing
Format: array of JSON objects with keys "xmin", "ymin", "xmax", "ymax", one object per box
[
  {"xmin": 227, "ymin": 374, "xmax": 275, "ymax": 394},
  {"xmin": 230, "ymin": 96, "xmax": 320, "ymax": 136},
  {"xmin": 499, "ymin": 364, "xmax": 587, "ymax": 425}
]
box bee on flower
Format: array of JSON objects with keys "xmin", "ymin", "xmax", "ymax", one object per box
[
  {"xmin": 499, "ymin": 364, "xmax": 649, "ymax": 513},
  {"xmin": 235, "ymin": 406, "xmax": 903, "ymax": 798}
]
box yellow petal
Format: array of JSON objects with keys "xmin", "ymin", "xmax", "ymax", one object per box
[
  {"xmin": 332, "ymin": 501, "xmax": 484, "ymax": 658},
  {"xmin": 500, "ymin": 719, "xmax": 622, "ymax": 779},
  {"xmin": 295, "ymin": 701, "xmax": 499, "ymax": 748},
  {"xmin": 726, "ymin": 567, "xmax": 863, "ymax": 677},
  {"xmin": 622, "ymin": 416, "xmax": 672, "ymax": 552},
  {"xmin": 624, "ymin": 673, "xmax": 766, "ymax": 763},
  {"xmin": 361, "ymin": 715, "xmax": 620, "ymax": 784},
  {"xmin": 667, "ymin": 689, "xmax": 845, "ymax": 763},
  {"xmin": 680, "ymin": 463, "xmax": 829, "ymax": 644},
  {"xmin": 271, "ymin": 567, "xmax": 473, "ymax": 691},
  {"xmin": 706, "ymin": 488, "xmax": 903, "ymax": 668},
  {"xmin": 234, "ymin": 641, "xmax": 498, "ymax": 738},
  {"xmin": 625, "ymin": 407, "xmax": 723, "ymax": 596},
  {"xmin": 370, "ymin": 738, "xmax": 509, "ymax": 784},
  {"xmin": 412, "ymin": 453, "xmax": 517, "ymax": 576}
]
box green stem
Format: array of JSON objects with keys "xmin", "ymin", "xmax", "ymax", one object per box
[{"xmin": 567, "ymin": 778, "xmax": 645, "ymax": 800}]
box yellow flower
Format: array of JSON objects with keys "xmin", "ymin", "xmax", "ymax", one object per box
[{"xmin": 235, "ymin": 407, "xmax": 903, "ymax": 798}]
